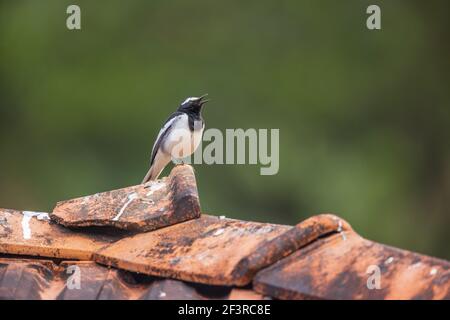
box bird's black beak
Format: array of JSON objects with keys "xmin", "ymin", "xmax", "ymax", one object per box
[{"xmin": 198, "ymin": 94, "xmax": 210, "ymax": 106}]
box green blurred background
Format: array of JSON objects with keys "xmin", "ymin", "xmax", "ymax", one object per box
[{"xmin": 0, "ymin": 1, "xmax": 449, "ymax": 259}]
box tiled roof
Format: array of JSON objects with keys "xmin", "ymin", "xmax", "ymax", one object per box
[
  {"xmin": 0, "ymin": 165, "xmax": 449, "ymax": 300},
  {"xmin": 0, "ymin": 258, "xmax": 264, "ymax": 300}
]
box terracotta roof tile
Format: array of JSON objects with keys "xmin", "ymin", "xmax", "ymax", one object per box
[
  {"xmin": 0, "ymin": 209, "xmax": 126, "ymax": 260},
  {"xmin": 93, "ymin": 215, "xmax": 292, "ymax": 286},
  {"xmin": 0, "ymin": 257, "xmax": 264, "ymax": 300},
  {"xmin": 51, "ymin": 165, "xmax": 200, "ymax": 232},
  {"xmin": 253, "ymin": 226, "xmax": 450, "ymax": 300}
]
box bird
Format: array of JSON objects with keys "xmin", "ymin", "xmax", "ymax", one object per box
[{"xmin": 142, "ymin": 94, "xmax": 209, "ymax": 183}]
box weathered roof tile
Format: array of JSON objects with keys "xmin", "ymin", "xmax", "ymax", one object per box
[
  {"xmin": 0, "ymin": 257, "xmax": 264, "ymax": 300},
  {"xmin": 0, "ymin": 209, "xmax": 126, "ymax": 260},
  {"xmin": 93, "ymin": 215, "xmax": 292, "ymax": 286},
  {"xmin": 51, "ymin": 165, "xmax": 201, "ymax": 232},
  {"xmin": 253, "ymin": 225, "xmax": 450, "ymax": 300}
]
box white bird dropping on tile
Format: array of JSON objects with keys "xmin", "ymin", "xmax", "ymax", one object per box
[
  {"xmin": 146, "ymin": 181, "xmax": 165, "ymax": 196},
  {"xmin": 21, "ymin": 211, "xmax": 49, "ymax": 240},
  {"xmin": 113, "ymin": 193, "xmax": 139, "ymax": 221}
]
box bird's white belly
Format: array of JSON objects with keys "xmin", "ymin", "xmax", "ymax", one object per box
[{"xmin": 163, "ymin": 114, "xmax": 203, "ymax": 159}]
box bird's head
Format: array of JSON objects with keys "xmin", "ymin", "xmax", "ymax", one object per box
[{"xmin": 178, "ymin": 94, "xmax": 210, "ymax": 113}]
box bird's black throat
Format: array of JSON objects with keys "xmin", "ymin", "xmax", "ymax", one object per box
[{"xmin": 178, "ymin": 107, "xmax": 204, "ymax": 131}]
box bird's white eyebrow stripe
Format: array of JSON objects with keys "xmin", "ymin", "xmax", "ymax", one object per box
[{"xmin": 182, "ymin": 97, "xmax": 199, "ymax": 105}]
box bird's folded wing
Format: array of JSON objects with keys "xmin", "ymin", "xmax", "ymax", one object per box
[{"xmin": 149, "ymin": 112, "xmax": 184, "ymax": 166}]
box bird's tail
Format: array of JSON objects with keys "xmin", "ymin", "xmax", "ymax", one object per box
[
  {"xmin": 141, "ymin": 166, "xmax": 155, "ymax": 184},
  {"xmin": 141, "ymin": 152, "xmax": 171, "ymax": 184}
]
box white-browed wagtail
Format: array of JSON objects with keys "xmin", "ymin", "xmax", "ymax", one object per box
[{"xmin": 142, "ymin": 94, "xmax": 209, "ymax": 183}]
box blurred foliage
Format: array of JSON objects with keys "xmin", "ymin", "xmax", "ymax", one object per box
[{"xmin": 0, "ymin": 0, "xmax": 449, "ymax": 259}]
